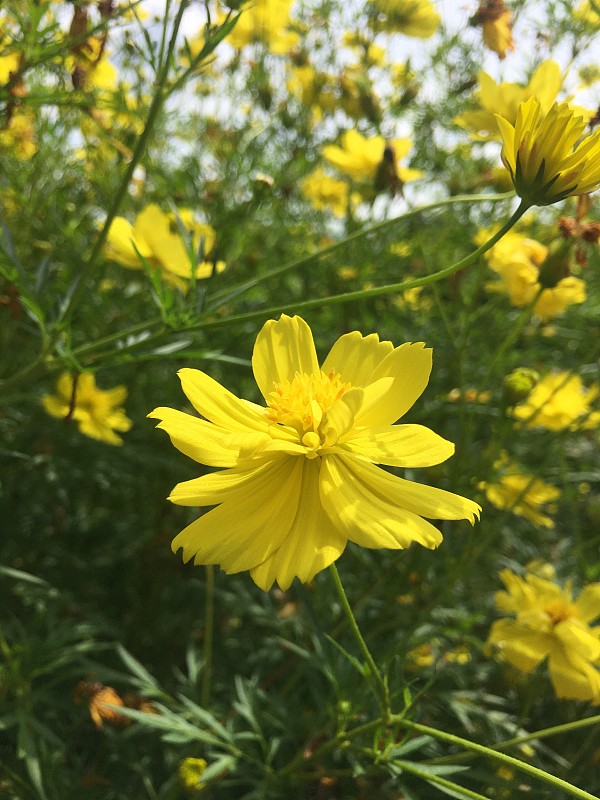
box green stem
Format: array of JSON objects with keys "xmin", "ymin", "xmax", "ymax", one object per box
[
  {"xmin": 201, "ymin": 565, "xmax": 215, "ymax": 707},
  {"xmin": 196, "ymin": 200, "xmax": 530, "ymax": 332},
  {"xmin": 394, "ymin": 760, "xmax": 490, "ymax": 800},
  {"xmin": 58, "ymin": 0, "xmax": 190, "ymax": 328},
  {"xmin": 394, "ymin": 717, "xmax": 598, "ymax": 800},
  {"xmin": 328, "ymin": 563, "xmax": 390, "ymax": 717},
  {"xmin": 208, "ymin": 192, "xmax": 516, "ymax": 309}
]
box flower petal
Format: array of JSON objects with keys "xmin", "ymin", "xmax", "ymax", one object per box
[
  {"xmin": 355, "ymin": 342, "xmax": 433, "ymax": 426},
  {"xmin": 334, "ymin": 454, "xmax": 481, "ymax": 522},
  {"xmin": 487, "ymin": 619, "xmax": 550, "ymax": 671},
  {"xmin": 148, "ymin": 407, "xmax": 270, "ymax": 467},
  {"xmin": 250, "ymin": 459, "xmax": 346, "ymax": 591},
  {"xmin": 322, "ymin": 331, "xmax": 394, "ymax": 386},
  {"xmin": 343, "ymin": 424, "xmax": 455, "ymax": 467},
  {"xmin": 548, "ymin": 643, "xmax": 600, "ymax": 702},
  {"xmin": 172, "ymin": 457, "xmax": 304, "ymax": 572},
  {"xmin": 574, "ymin": 583, "xmax": 600, "ymax": 623},
  {"xmin": 178, "ymin": 368, "xmax": 269, "ymax": 432},
  {"xmin": 320, "ymin": 455, "xmax": 444, "ymax": 550},
  {"xmin": 252, "ymin": 315, "xmax": 320, "ymax": 401}
]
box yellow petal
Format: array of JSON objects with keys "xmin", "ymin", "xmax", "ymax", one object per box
[
  {"xmin": 555, "ymin": 620, "xmax": 600, "ymax": 662},
  {"xmin": 171, "ymin": 457, "xmax": 304, "ymax": 572},
  {"xmin": 548, "ymin": 643, "xmax": 600, "ymax": 702},
  {"xmin": 320, "ymin": 455, "xmax": 443, "ymax": 550},
  {"xmin": 574, "ymin": 584, "xmax": 600, "ymax": 623},
  {"xmin": 252, "ymin": 315, "xmax": 320, "ymax": 401},
  {"xmin": 169, "ymin": 458, "xmax": 288, "ymax": 506},
  {"xmin": 343, "ymin": 423, "xmax": 454, "ymax": 467},
  {"xmin": 336, "ymin": 454, "xmax": 480, "ymax": 521},
  {"xmin": 322, "ymin": 331, "xmax": 394, "ymax": 386},
  {"xmin": 148, "ymin": 407, "xmax": 270, "ymax": 467},
  {"xmin": 250, "ymin": 459, "xmax": 346, "ymax": 590},
  {"xmin": 178, "ymin": 368, "xmax": 270, "ymax": 432},
  {"xmin": 356, "ymin": 342, "xmax": 432, "ymax": 426},
  {"xmin": 487, "ymin": 619, "xmax": 550, "ymax": 671}
]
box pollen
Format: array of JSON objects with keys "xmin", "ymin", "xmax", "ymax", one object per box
[{"xmin": 266, "ymin": 369, "xmax": 351, "ymax": 443}]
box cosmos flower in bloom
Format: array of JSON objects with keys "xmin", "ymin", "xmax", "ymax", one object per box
[
  {"xmin": 497, "ymin": 97, "xmax": 600, "ymax": 206},
  {"xmin": 149, "ymin": 315, "xmax": 481, "ymax": 591},
  {"xmin": 511, "ymin": 371, "xmax": 600, "ymax": 431},
  {"xmin": 43, "ymin": 372, "xmax": 132, "ymax": 445},
  {"xmin": 487, "ymin": 569, "xmax": 600, "ymax": 703},
  {"xmin": 322, "ymin": 130, "xmax": 421, "ymax": 186}
]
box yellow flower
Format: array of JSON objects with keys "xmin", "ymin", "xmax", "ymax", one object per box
[
  {"xmin": 104, "ymin": 205, "xmax": 225, "ymax": 291},
  {"xmin": 300, "ymin": 167, "xmax": 353, "ymax": 217},
  {"xmin": 573, "ymin": 0, "xmax": 600, "ymax": 28},
  {"xmin": 370, "ymin": 0, "xmax": 440, "ymax": 38},
  {"xmin": 149, "ymin": 315, "xmax": 481, "ymax": 591},
  {"xmin": 481, "ymin": 230, "xmax": 586, "ymax": 321},
  {"xmin": 0, "ymin": 110, "xmax": 37, "ymax": 159},
  {"xmin": 43, "ymin": 373, "xmax": 132, "ymax": 446},
  {"xmin": 223, "ymin": 0, "xmax": 299, "ymax": 53},
  {"xmin": 322, "ymin": 130, "xmax": 421, "ymax": 185},
  {"xmin": 511, "ymin": 372, "xmax": 600, "ymax": 431},
  {"xmin": 471, "ymin": 1, "xmax": 515, "ymax": 59},
  {"xmin": 487, "ymin": 569, "xmax": 600, "ymax": 703},
  {"xmin": 497, "ymin": 97, "xmax": 600, "ymax": 206},
  {"xmin": 178, "ymin": 757, "xmax": 207, "ymax": 791},
  {"xmin": 454, "ymin": 61, "xmax": 562, "ymax": 140},
  {"xmin": 479, "ymin": 457, "xmax": 560, "ymax": 528}
]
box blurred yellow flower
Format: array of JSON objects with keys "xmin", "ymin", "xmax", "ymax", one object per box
[
  {"xmin": 370, "ymin": 0, "xmax": 440, "ymax": 38},
  {"xmin": 481, "ymin": 230, "xmax": 586, "ymax": 321},
  {"xmin": 178, "ymin": 757, "xmax": 207, "ymax": 791},
  {"xmin": 301, "ymin": 167, "xmax": 354, "ymax": 217},
  {"xmin": 43, "ymin": 373, "xmax": 132, "ymax": 446},
  {"xmin": 487, "ymin": 569, "xmax": 600, "ymax": 703},
  {"xmin": 512, "ymin": 372, "xmax": 600, "ymax": 431},
  {"xmin": 149, "ymin": 315, "xmax": 480, "ymax": 591},
  {"xmin": 479, "ymin": 456, "xmax": 560, "ymax": 528},
  {"xmin": 322, "ymin": 130, "xmax": 421, "ymax": 186},
  {"xmin": 223, "ymin": 0, "xmax": 299, "ymax": 53},
  {"xmin": 0, "ymin": 49, "xmax": 20, "ymax": 84},
  {"xmin": 573, "ymin": 0, "xmax": 600, "ymax": 27},
  {"xmin": 0, "ymin": 109, "xmax": 37, "ymax": 158},
  {"xmin": 497, "ymin": 98, "xmax": 600, "ymax": 206},
  {"xmin": 454, "ymin": 60, "xmax": 562, "ymax": 140},
  {"xmin": 104, "ymin": 204, "xmax": 226, "ymax": 291},
  {"xmin": 471, "ymin": 1, "xmax": 514, "ymax": 59}
]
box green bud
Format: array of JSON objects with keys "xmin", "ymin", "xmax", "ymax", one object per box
[
  {"xmin": 503, "ymin": 368, "xmax": 540, "ymax": 404},
  {"xmin": 537, "ymin": 239, "xmax": 574, "ymax": 289}
]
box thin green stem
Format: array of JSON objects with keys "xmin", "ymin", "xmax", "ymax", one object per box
[
  {"xmin": 394, "ymin": 717, "xmax": 598, "ymax": 800},
  {"xmin": 58, "ymin": 0, "xmax": 190, "ymax": 328},
  {"xmin": 328, "ymin": 563, "xmax": 390, "ymax": 717},
  {"xmin": 394, "ymin": 760, "xmax": 490, "ymax": 800},
  {"xmin": 201, "ymin": 565, "xmax": 215, "ymax": 707},
  {"xmin": 208, "ymin": 192, "xmax": 516, "ymax": 309}
]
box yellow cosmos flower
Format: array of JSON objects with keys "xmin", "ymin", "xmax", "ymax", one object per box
[
  {"xmin": 481, "ymin": 230, "xmax": 586, "ymax": 321},
  {"xmin": 497, "ymin": 97, "xmax": 600, "ymax": 206},
  {"xmin": 454, "ymin": 61, "xmax": 562, "ymax": 140},
  {"xmin": 487, "ymin": 569, "xmax": 600, "ymax": 703},
  {"xmin": 149, "ymin": 315, "xmax": 481, "ymax": 591},
  {"xmin": 479, "ymin": 457, "xmax": 560, "ymax": 528},
  {"xmin": 481, "ymin": 8, "xmax": 514, "ymax": 59},
  {"xmin": 370, "ymin": 0, "xmax": 440, "ymax": 38},
  {"xmin": 222, "ymin": 0, "xmax": 299, "ymax": 53},
  {"xmin": 322, "ymin": 130, "xmax": 421, "ymax": 185},
  {"xmin": 511, "ymin": 372, "xmax": 600, "ymax": 431},
  {"xmin": 300, "ymin": 167, "xmax": 356, "ymax": 217},
  {"xmin": 178, "ymin": 757, "xmax": 207, "ymax": 791},
  {"xmin": 104, "ymin": 204, "xmax": 226, "ymax": 291},
  {"xmin": 43, "ymin": 372, "xmax": 132, "ymax": 446}
]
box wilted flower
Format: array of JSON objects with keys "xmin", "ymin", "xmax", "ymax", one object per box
[
  {"xmin": 481, "ymin": 230, "xmax": 586, "ymax": 321},
  {"xmin": 454, "ymin": 61, "xmax": 562, "ymax": 140},
  {"xmin": 511, "ymin": 371, "xmax": 600, "ymax": 431},
  {"xmin": 149, "ymin": 315, "xmax": 480, "ymax": 591},
  {"xmin": 497, "ymin": 98, "xmax": 600, "ymax": 206},
  {"xmin": 471, "ymin": 0, "xmax": 515, "ymax": 59},
  {"xmin": 43, "ymin": 372, "xmax": 132, "ymax": 446},
  {"xmin": 479, "ymin": 456, "xmax": 560, "ymax": 528},
  {"xmin": 322, "ymin": 130, "xmax": 421, "ymax": 186},
  {"xmin": 487, "ymin": 569, "xmax": 600, "ymax": 703}
]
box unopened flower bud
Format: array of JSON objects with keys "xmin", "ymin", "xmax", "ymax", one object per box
[
  {"xmin": 503, "ymin": 368, "xmax": 539, "ymax": 404},
  {"xmin": 537, "ymin": 240, "xmax": 573, "ymax": 289}
]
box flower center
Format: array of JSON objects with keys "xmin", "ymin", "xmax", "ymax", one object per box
[
  {"xmin": 543, "ymin": 598, "xmax": 576, "ymax": 626},
  {"xmin": 266, "ymin": 369, "xmax": 351, "ymax": 452}
]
